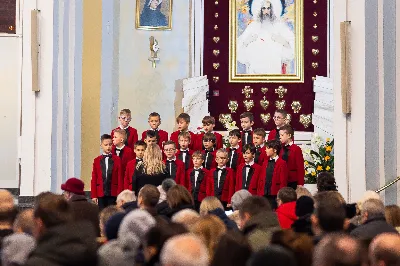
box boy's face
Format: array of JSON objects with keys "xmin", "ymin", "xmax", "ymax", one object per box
[
  {"xmin": 203, "ymin": 139, "xmax": 214, "ymax": 150},
  {"xmin": 101, "ymin": 139, "xmax": 113, "ymax": 154},
  {"xmin": 243, "ymin": 150, "xmax": 255, "ymax": 163},
  {"xmin": 229, "ymin": 135, "xmax": 240, "ymax": 147},
  {"xmin": 273, "ymin": 112, "xmax": 286, "ymax": 127},
  {"xmin": 279, "ymin": 130, "xmax": 292, "ymax": 144},
  {"xmin": 134, "ymin": 145, "xmax": 146, "ymax": 159},
  {"xmin": 178, "ymin": 137, "xmax": 190, "ymax": 150},
  {"xmin": 148, "ymin": 116, "xmax": 161, "ymax": 130},
  {"xmin": 240, "ymin": 117, "xmax": 254, "ymax": 130},
  {"xmin": 112, "ymin": 132, "xmax": 124, "ymax": 147},
  {"xmin": 177, "ymin": 119, "xmax": 189, "ymax": 131},
  {"xmin": 215, "ymin": 152, "xmax": 228, "ymax": 167},
  {"xmin": 145, "ymin": 136, "xmax": 158, "ymax": 145},
  {"xmin": 164, "ymin": 144, "xmax": 176, "ymax": 159},
  {"xmin": 253, "ymin": 134, "xmax": 264, "ymax": 146},
  {"xmin": 202, "ymin": 123, "xmax": 215, "ymax": 133},
  {"xmin": 193, "ymin": 156, "xmax": 204, "ymax": 168},
  {"xmin": 118, "ymin": 113, "xmax": 131, "ymax": 128},
  {"xmin": 266, "ymin": 146, "xmax": 277, "ymax": 157}
]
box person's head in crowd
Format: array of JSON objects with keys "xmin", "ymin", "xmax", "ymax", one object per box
[
  {"xmin": 360, "ymin": 198, "xmax": 385, "ymax": 224},
  {"xmin": 273, "ymin": 109, "xmax": 289, "ymax": 129},
  {"xmin": 118, "ymin": 108, "xmax": 132, "ymax": 128},
  {"xmin": 99, "ymin": 206, "xmax": 121, "ymax": 237},
  {"xmin": 295, "ymin": 196, "xmax": 314, "ymax": 217},
  {"xmin": 317, "ymin": 172, "xmax": 337, "ymax": 192},
  {"xmin": 143, "ymin": 143, "xmax": 166, "ymax": 175},
  {"xmin": 312, "ymin": 191, "xmax": 347, "ymax": 236},
  {"xmin": 32, "ymin": 192, "xmax": 72, "ymax": 239},
  {"xmin": 167, "ymin": 185, "xmax": 194, "ymax": 209},
  {"xmin": 314, "ymin": 190, "xmax": 346, "ymax": 205},
  {"xmin": 369, "ymin": 233, "xmax": 400, "ymax": 266},
  {"xmin": 144, "ymin": 222, "xmax": 187, "ymax": 265},
  {"xmin": 313, "ymin": 233, "xmax": 365, "ymax": 266},
  {"xmin": 231, "ymin": 189, "xmax": 252, "ymax": 211},
  {"xmin": 277, "ymin": 187, "xmax": 297, "ymax": 207},
  {"xmin": 163, "ymin": 141, "xmax": 177, "ymax": 160},
  {"xmin": 202, "ymin": 116, "xmax": 216, "ymax": 133},
  {"xmin": 265, "ymin": 140, "xmax": 282, "ymax": 158},
  {"xmin": 148, "ymin": 112, "xmax": 162, "ymax": 131},
  {"xmin": 357, "ymin": 190, "xmax": 380, "ymax": 213},
  {"xmin": 271, "ymin": 230, "xmax": 314, "ymax": 266},
  {"xmin": 190, "ymin": 215, "xmax": 227, "ymax": 262},
  {"xmin": 178, "ymin": 132, "xmax": 191, "ymax": 150},
  {"xmin": 112, "ymin": 129, "xmax": 127, "ymax": 148},
  {"xmin": 252, "ymin": 128, "xmax": 266, "ymax": 147},
  {"xmin": 171, "ymin": 209, "xmax": 200, "ymax": 229},
  {"xmin": 116, "ymin": 189, "xmax": 136, "ymax": 209},
  {"xmin": 134, "ymin": 140, "xmax": 147, "ymax": 159},
  {"xmin": 138, "ymin": 185, "xmax": 160, "ymax": 215},
  {"xmin": 199, "ymin": 197, "xmax": 224, "ymax": 216},
  {"xmin": 160, "ymin": 233, "xmax": 209, "ymax": 266},
  {"xmin": 144, "ymin": 130, "xmax": 159, "ymax": 146},
  {"xmin": 202, "ymin": 133, "xmax": 216, "ymax": 150},
  {"xmin": 158, "ymin": 178, "xmax": 177, "ymax": 203},
  {"xmin": 176, "ymin": 113, "xmax": 191, "ymax": 132},
  {"xmin": 279, "ymin": 125, "xmax": 294, "ymax": 145},
  {"xmin": 13, "ymin": 209, "xmax": 34, "ymax": 235},
  {"xmin": 105, "ymin": 212, "xmax": 126, "ymax": 241},
  {"xmin": 296, "ymin": 186, "xmax": 312, "ymax": 198},
  {"xmin": 248, "ymin": 245, "xmax": 297, "ymax": 266},
  {"xmin": 385, "ymin": 205, "xmax": 400, "ymax": 230},
  {"xmin": 215, "ymin": 149, "xmax": 228, "ymax": 168},
  {"xmin": 192, "ymin": 151, "xmax": 204, "ymax": 169},
  {"xmin": 242, "ymin": 143, "xmax": 256, "ymax": 163},
  {"xmin": 61, "ymin": 178, "xmax": 85, "ymax": 200},
  {"xmin": 1, "ymin": 233, "xmax": 36, "ymax": 266},
  {"xmin": 0, "ymin": 190, "xmax": 18, "ymax": 232},
  {"xmin": 240, "ymin": 112, "xmax": 254, "ymax": 131},
  {"xmin": 239, "ymin": 196, "xmax": 272, "ymax": 229},
  {"xmin": 228, "ymin": 129, "xmax": 241, "ymax": 148},
  {"xmin": 100, "ymin": 134, "xmax": 113, "ymax": 155},
  {"xmin": 210, "ymin": 231, "xmax": 252, "ymax": 266}
]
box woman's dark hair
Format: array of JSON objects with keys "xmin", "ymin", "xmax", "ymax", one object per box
[
  {"xmin": 166, "ymin": 185, "xmax": 194, "ymax": 208},
  {"xmin": 317, "ymin": 172, "xmax": 337, "ymax": 192},
  {"xmin": 210, "ymin": 231, "xmax": 252, "ymax": 266}
]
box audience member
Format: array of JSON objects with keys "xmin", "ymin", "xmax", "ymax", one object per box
[
  {"xmin": 25, "ymin": 193, "xmax": 97, "ymax": 266},
  {"xmin": 104, "ymin": 212, "xmax": 126, "ymax": 241},
  {"xmin": 316, "ymin": 172, "xmax": 337, "ymax": 192},
  {"xmin": 248, "ymin": 245, "xmax": 297, "ymax": 266},
  {"xmin": 239, "ymin": 196, "xmax": 280, "ymax": 251},
  {"xmin": 350, "ymin": 190, "xmax": 380, "ymax": 227},
  {"xmin": 13, "ymin": 209, "xmax": 35, "ymax": 235},
  {"xmin": 199, "ymin": 197, "xmax": 238, "ymax": 230},
  {"xmin": 160, "ymin": 234, "xmax": 209, "ymax": 266},
  {"xmin": 138, "ymin": 185, "xmax": 161, "ymax": 216},
  {"xmin": 0, "ymin": 190, "xmax": 18, "ymax": 243},
  {"xmin": 62, "ymin": 177, "xmax": 100, "ymax": 236},
  {"xmin": 369, "ymin": 233, "xmax": 400, "ymax": 266},
  {"xmin": 2, "ymin": 233, "xmax": 36, "ymax": 266},
  {"xmin": 351, "ymin": 199, "xmax": 398, "ymax": 242},
  {"xmin": 210, "ymin": 231, "xmax": 252, "ymax": 266},
  {"xmin": 292, "ymin": 196, "xmax": 314, "ymax": 236},
  {"xmin": 276, "ymin": 187, "xmax": 297, "ymax": 229},
  {"xmin": 99, "ymin": 206, "xmax": 121, "ymax": 238},
  {"xmin": 229, "ymin": 189, "xmax": 252, "ymax": 229},
  {"xmin": 171, "ymin": 209, "xmax": 200, "ymax": 229},
  {"xmin": 296, "ymin": 186, "xmax": 312, "ymax": 198},
  {"xmin": 385, "ymin": 205, "xmax": 400, "ymax": 232},
  {"xmin": 313, "ymin": 233, "xmax": 365, "ymax": 266},
  {"xmin": 158, "ymin": 178, "xmax": 176, "ymax": 203},
  {"xmin": 116, "ymin": 189, "xmax": 137, "ymax": 212},
  {"xmin": 159, "ymin": 185, "xmax": 195, "ymax": 218}
]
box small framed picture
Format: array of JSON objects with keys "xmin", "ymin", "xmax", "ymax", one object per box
[{"xmin": 136, "ymin": 0, "xmax": 172, "ymax": 31}]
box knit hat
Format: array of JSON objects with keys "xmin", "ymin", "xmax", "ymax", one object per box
[
  {"xmin": 295, "ymin": 196, "xmax": 314, "ymax": 217},
  {"xmin": 105, "ymin": 212, "xmax": 126, "ymax": 241},
  {"xmin": 231, "ymin": 190, "xmax": 252, "ymax": 211},
  {"xmin": 61, "ymin": 178, "xmax": 85, "ymax": 195},
  {"xmin": 2, "ymin": 233, "xmax": 36, "ymax": 266}
]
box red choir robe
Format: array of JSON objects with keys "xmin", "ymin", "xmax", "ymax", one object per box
[
  {"xmin": 91, "ymin": 154, "xmax": 122, "ymax": 198},
  {"xmin": 196, "ymin": 131, "xmax": 224, "ymax": 150},
  {"xmin": 207, "ymin": 167, "xmax": 235, "ymax": 203},
  {"xmin": 124, "ymin": 158, "xmax": 143, "ymax": 190},
  {"xmin": 112, "ymin": 145, "xmax": 134, "ymax": 183},
  {"xmin": 279, "ymin": 143, "xmax": 305, "ymax": 186},
  {"xmin": 111, "ymin": 126, "xmax": 138, "ymax": 151},
  {"xmin": 170, "ymin": 130, "xmax": 197, "ymax": 150},
  {"xmin": 141, "ymin": 129, "xmax": 169, "ymax": 148},
  {"xmin": 268, "ymin": 128, "xmax": 295, "ymax": 142},
  {"xmin": 202, "ymin": 149, "xmax": 217, "ymax": 170},
  {"xmin": 226, "ymin": 146, "xmax": 245, "ymax": 172},
  {"xmin": 164, "ymin": 158, "xmax": 186, "ymax": 186},
  {"xmin": 254, "ymin": 145, "xmax": 267, "ymax": 166},
  {"xmin": 234, "ymin": 162, "xmax": 262, "ymax": 195},
  {"xmin": 185, "ymin": 167, "xmax": 210, "ymax": 202},
  {"xmin": 257, "ymin": 157, "xmax": 288, "ymax": 196}
]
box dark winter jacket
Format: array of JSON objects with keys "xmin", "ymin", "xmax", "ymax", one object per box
[
  {"xmin": 69, "ymin": 194, "xmax": 100, "ymax": 236},
  {"xmin": 209, "ymin": 208, "xmax": 238, "ymax": 230}
]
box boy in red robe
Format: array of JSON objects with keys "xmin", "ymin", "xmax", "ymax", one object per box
[
  {"xmin": 111, "ymin": 109, "xmax": 138, "ymax": 150},
  {"xmin": 268, "ymin": 109, "xmax": 290, "ymax": 141},
  {"xmin": 253, "ymin": 128, "xmax": 267, "ymax": 165},
  {"xmin": 112, "ymin": 129, "xmax": 134, "ymax": 183},
  {"xmin": 124, "ymin": 140, "xmax": 146, "ymax": 190},
  {"xmin": 141, "ymin": 112, "xmax": 168, "ymax": 149},
  {"xmin": 176, "ymin": 132, "xmax": 194, "ymax": 173},
  {"xmin": 196, "ymin": 116, "xmax": 223, "ymax": 150},
  {"xmin": 202, "ymin": 133, "xmax": 217, "ymax": 170},
  {"xmin": 163, "ymin": 140, "xmax": 185, "ymax": 186},
  {"xmin": 235, "ymin": 144, "xmax": 261, "ymax": 195},
  {"xmin": 240, "ymin": 112, "xmax": 254, "ymax": 146},
  {"xmin": 226, "ymin": 129, "xmax": 244, "ymax": 174},
  {"xmin": 170, "ymin": 113, "xmax": 197, "ymax": 150}
]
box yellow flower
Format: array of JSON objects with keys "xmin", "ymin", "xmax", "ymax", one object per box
[
  {"xmin": 317, "ymin": 165, "xmax": 323, "ymax": 171},
  {"xmin": 305, "ymin": 161, "xmax": 309, "ymax": 165},
  {"xmin": 326, "ymin": 138, "xmax": 330, "ymax": 142},
  {"xmin": 326, "ymin": 146, "xmax": 332, "ymax": 152},
  {"xmin": 326, "ymin": 166, "xmax": 331, "ymax": 171},
  {"xmin": 324, "ymin": 156, "xmax": 330, "ymax": 161},
  {"xmin": 311, "ymin": 172, "xmax": 316, "ymax": 176},
  {"xmin": 305, "ymin": 170, "xmax": 308, "ymax": 175}
]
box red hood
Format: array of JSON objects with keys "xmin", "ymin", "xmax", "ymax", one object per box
[{"xmin": 276, "ymin": 202, "xmax": 297, "ymax": 229}]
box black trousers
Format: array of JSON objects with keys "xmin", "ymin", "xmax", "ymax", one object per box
[
  {"xmin": 98, "ymin": 196, "xmax": 116, "ymax": 210},
  {"xmin": 287, "ymin": 182, "xmax": 298, "ymax": 190}
]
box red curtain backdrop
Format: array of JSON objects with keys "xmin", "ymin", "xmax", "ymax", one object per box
[{"xmin": 204, "ymin": 0, "xmax": 328, "ymax": 131}]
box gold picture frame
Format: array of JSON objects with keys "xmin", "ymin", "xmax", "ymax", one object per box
[
  {"xmin": 229, "ymin": 0, "xmax": 304, "ymax": 83},
  {"xmin": 136, "ymin": 0, "xmax": 173, "ymax": 31}
]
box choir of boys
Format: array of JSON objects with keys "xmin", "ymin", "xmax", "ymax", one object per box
[{"xmin": 91, "ymin": 109, "xmax": 304, "ymax": 211}]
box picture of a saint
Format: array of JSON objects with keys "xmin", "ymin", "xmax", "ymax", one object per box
[{"xmin": 136, "ymin": 0, "xmax": 172, "ymax": 30}]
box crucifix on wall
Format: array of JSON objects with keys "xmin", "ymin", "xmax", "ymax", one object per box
[{"xmin": 148, "ymin": 36, "xmax": 160, "ymax": 68}]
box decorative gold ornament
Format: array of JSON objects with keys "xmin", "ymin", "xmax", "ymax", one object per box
[
  {"xmin": 261, "ymin": 87, "xmax": 268, "ymax": 94},
  {"xmin": 260, "ymin": 113, "xmax": 271, "ymax": 125},
  {"xmin": 213, "ymin": 50, "xmax": 220, "ymax": 56},
  {"xmin": 215, "ymin": 13, "xmax": 219, "ymax": 18},
  {"xmin": 286, "ymin": 114, "xmax": 292, "ymax": 124},
  {"xmin": 213, "ymin": 76, "xmax": 219, "ymax": 83},
  {"xmin": 213, "ymin": 37, "xmax": 220, "ymax": 43},
  {"xmin": 275, "ymin": 86, "xmax": 287, "ymax": 98},
  {"xmin": 214, "ymin": 25, "xmax": 218, "ymax": 30},
  {"xmin": 312, "ymin": 62, "xmax": 319, "ymax": 69},
  {"xmin": 260, "ymin": 96, "xmax": 270, "ymax": 110},
  {"xmin": 213, "ymin": 63, "xmax": 220, "ymax": 69},
  {"xmin": 242, "ymin": 86, "xmax": 253, "ymax": 98},
  {"xmin": 313, "ymin": 12, "xmax": 318, "ymax": 17},
  {"xmin": 275, "ymin": 100, "xmax": 286, "ymax": 109},
  {"xmin": 300, "ymin": 114, "xmax": 312, "ymax": 128},
  {"xmin": 228, "ymin": 101, "xmax": 238, "ymax": 113},
  {"xmin": 313, "ymin": 24, "xmax": 318, "ymax": 29},
  {"xmin": 312, "ymin": 36, "xmax": 319, "ymax": 42},
  {"xmin": 219, "ymin": 114, "xmax": 233, "ymax": 125},
  {"xmin": 243, "ymin": 99, "xmax": 254, "ymax": 111},
  {"xmin": 215, "ymin": 0, "xmax": 218, "ymax": 5},
  {"xmin": 291, "ymin": 101, "xmax": 302, "ymax": 113},
  {"xmin": 312, "ymin": 49, "xmax": 319, "ymax": 55}
]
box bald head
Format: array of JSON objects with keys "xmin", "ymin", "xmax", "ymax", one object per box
[
  {"xmin": 0, "ymin": 190, "xmax": 15, "ymax": 211},
  {"xmin": 160, "ymin": 234, "xmax": 209, "ymax": 266},
  {"xmin": 369, "ymin": 233, "xmax": 400, "ymax": 266}
]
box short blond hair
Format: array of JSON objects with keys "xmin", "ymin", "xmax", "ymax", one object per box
[
  {"xmin": 296, "ymin": 187, "xmax": 312, "ymax": 199},
  {"xmin": 199, "ymin": 197, "xmax": 224, "ymax": 216},
  {"xmin": 113, "ymin": 129, "xmax": 127, "ymax": 141}
]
